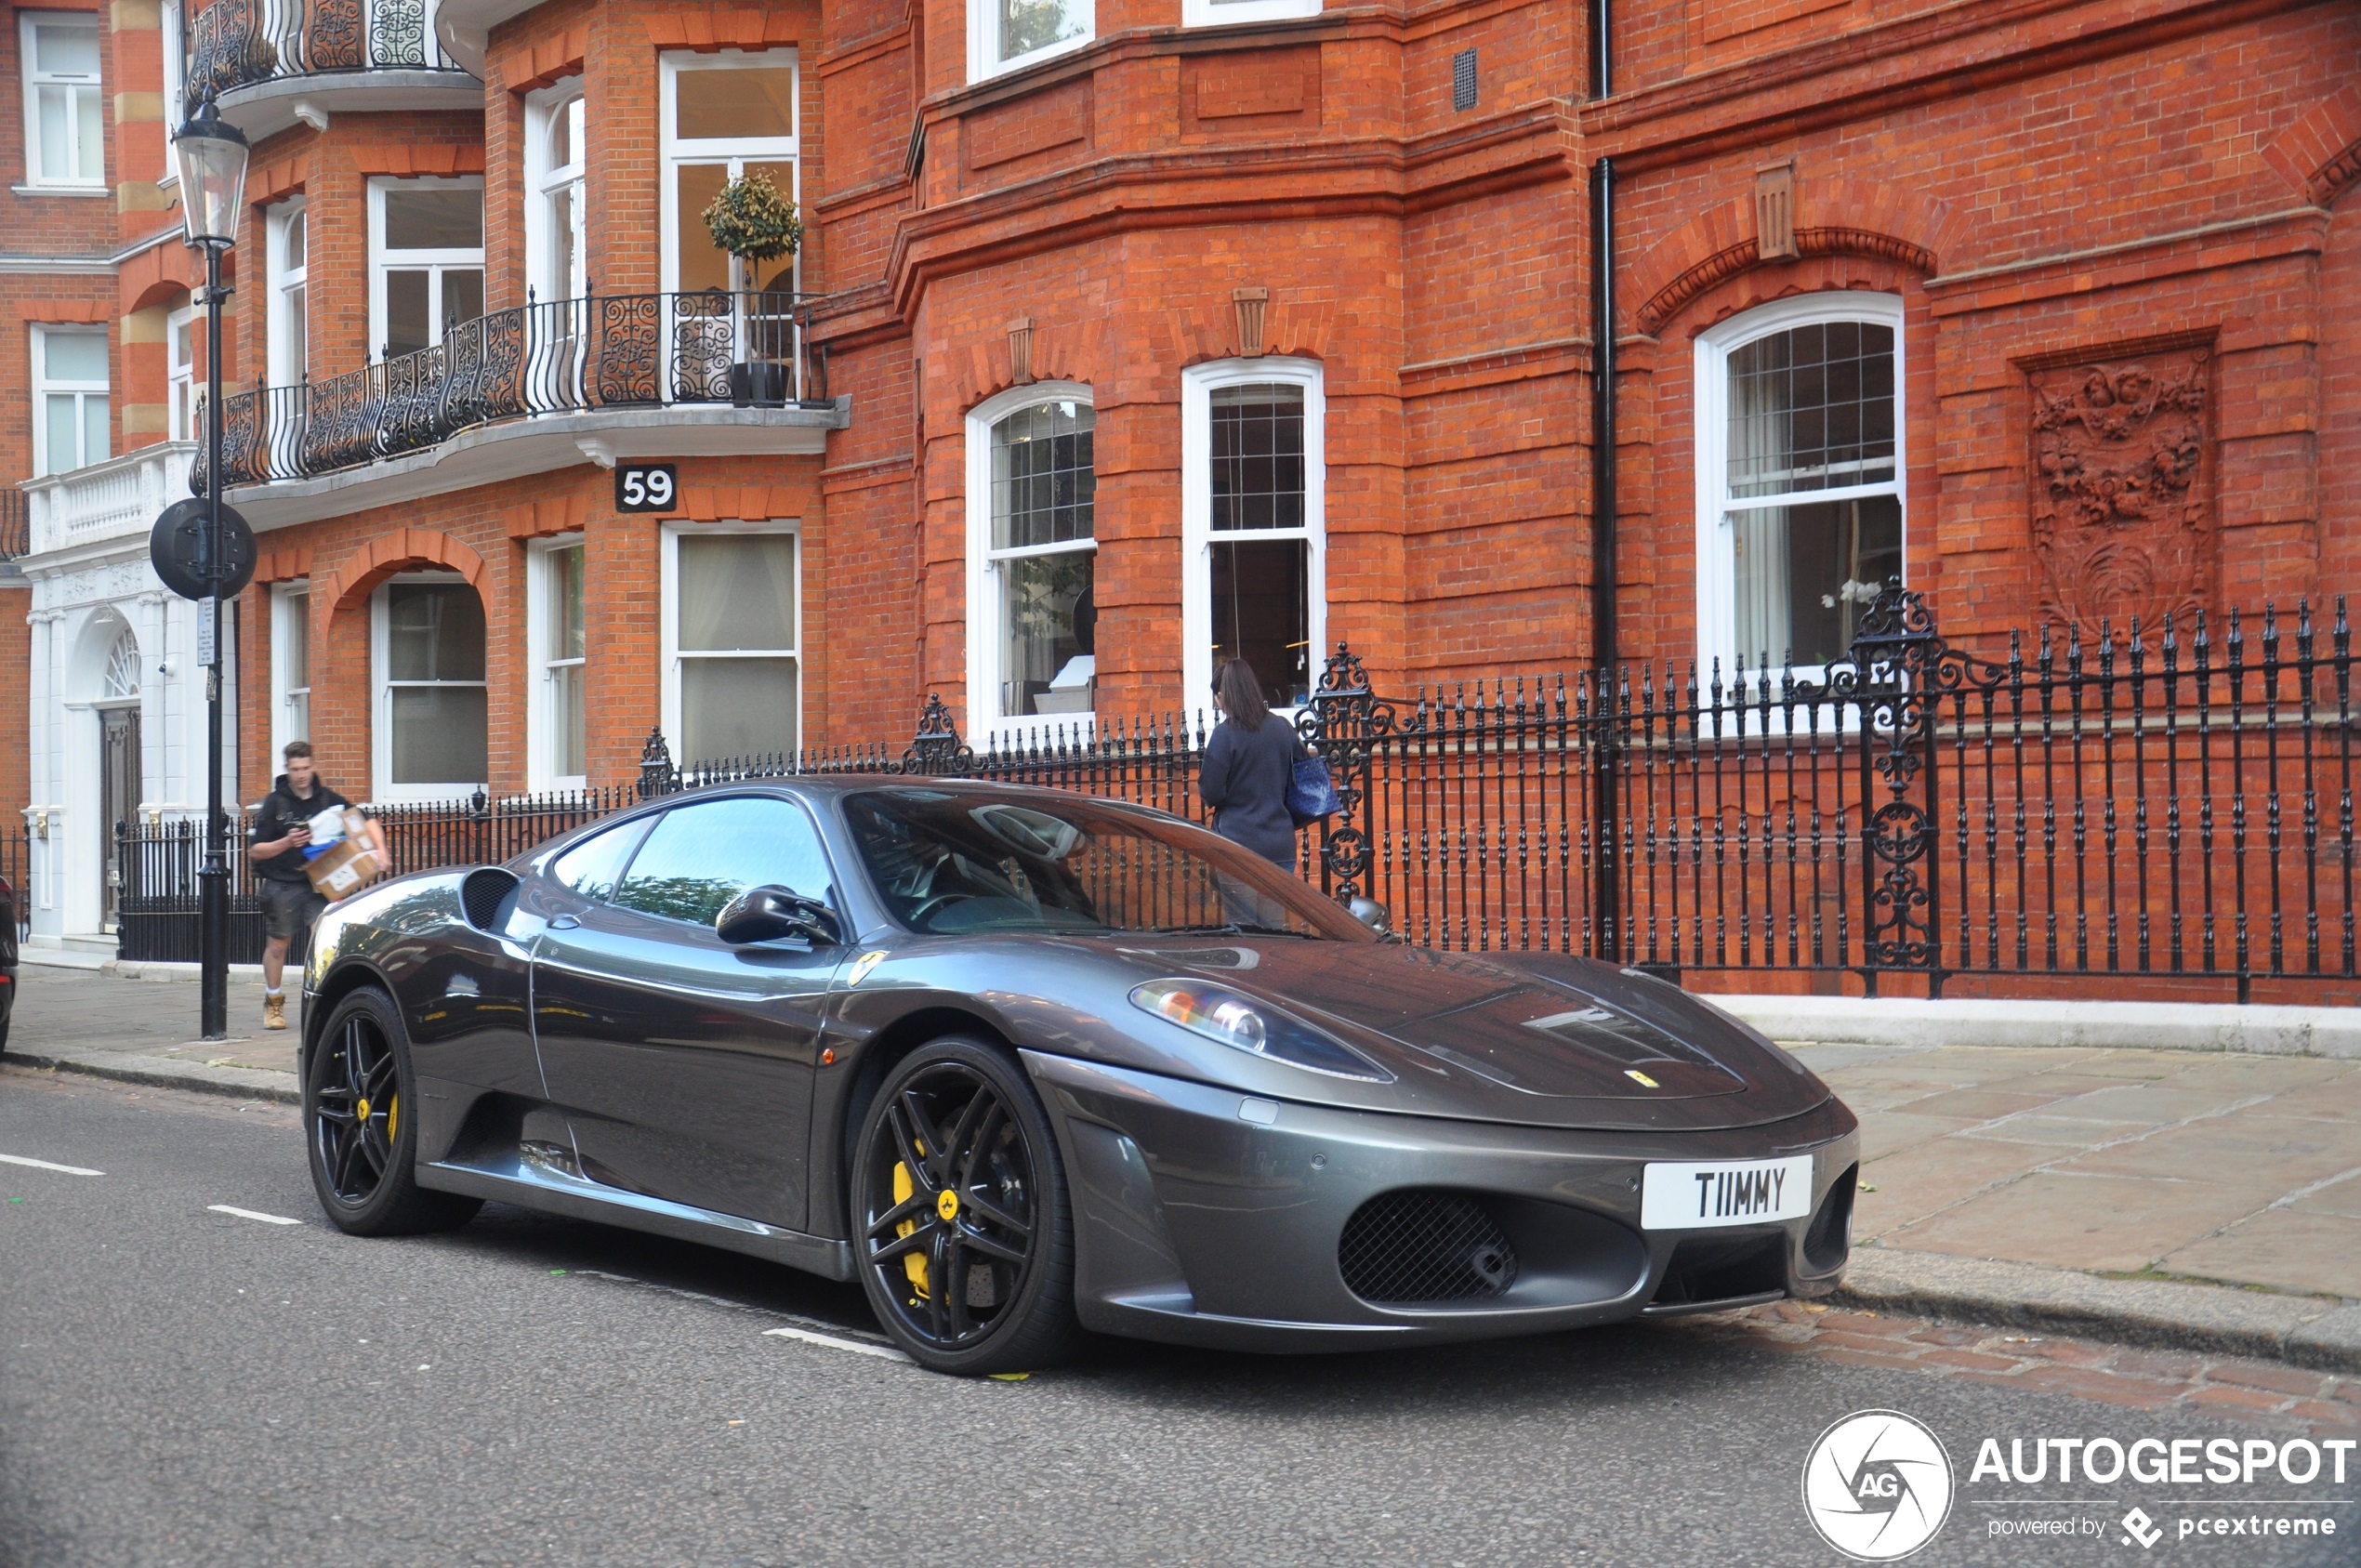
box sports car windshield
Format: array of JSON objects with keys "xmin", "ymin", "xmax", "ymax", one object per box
[{"xmin": 843, "ymin": 788, "xmax": 1378, "ymax": 941}]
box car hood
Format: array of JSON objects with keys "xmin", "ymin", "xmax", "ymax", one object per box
[{"xmin": 1088, "ymin": 936, "xmax": 1832, "ymax": 1131}]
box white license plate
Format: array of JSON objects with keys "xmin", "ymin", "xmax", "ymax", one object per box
[{"xmin": 1642, "ymin": 1155, "xmax": 1814, "ymax": 1231}]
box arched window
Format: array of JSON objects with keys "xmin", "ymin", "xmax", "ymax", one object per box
[
  {"xmin": 102, "ymin": 627, "xmax": 140, "ymax": 700},
  {"xmin": 1695, "ymin": 292, "xmax": 1905, "ymax": 675},
  {"xmin": 968, "ymin": 386, "xmax": 1097, "ymax": 735},
  {"xmin": 528, "ymin": 85, "xmax": 587, "ymax": 303}
]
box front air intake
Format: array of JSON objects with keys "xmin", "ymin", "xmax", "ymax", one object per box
[
  {"xmin": 1339, "ymin": 1191, "xmax": 1519, "ymax": 1306},
  {"xmin": 459, "ymin": 867, "xmax": 520, "ymax": 933}
]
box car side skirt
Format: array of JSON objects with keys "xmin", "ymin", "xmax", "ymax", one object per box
[{"xmin": 416, "ymin": 1157, "xmax": 855, "ymax": 1282}]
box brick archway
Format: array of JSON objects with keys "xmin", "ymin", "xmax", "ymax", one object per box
[
  {"xmin": 324, "ymin": 527, "xmax": 489, "ymax": 613},
  {"xmin": 1632, "ymin": 178, "xmax": 1959, "ymax": 337}
]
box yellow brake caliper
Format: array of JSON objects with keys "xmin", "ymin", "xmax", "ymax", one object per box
[
  {"xmin": 387, "ymin": 1093, "xmax": 398, "ymax": 1146},
  {"xmin": 893, "ymin": 1157, "xmax": 930, "ymax": 1301}
]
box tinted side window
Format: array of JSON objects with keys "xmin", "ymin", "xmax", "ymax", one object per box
[
  {"xmin": 612, "ymin": 797, "xmax": 834, "ymax": 926},
  {"xmin": 549, "ymin": 817, "xmax": 653, "ymax": 902}
]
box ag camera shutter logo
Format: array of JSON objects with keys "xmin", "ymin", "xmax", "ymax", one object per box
[{"xmin": 1801, "ymin": 1409, "xmax": 1955, "ymax": 1561}]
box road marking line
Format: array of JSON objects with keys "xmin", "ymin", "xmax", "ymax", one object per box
[
  {"xmin": 0, "ymin": 1153, "xmax": 104, "ymax": 1177},
  {"xmin": 206, "ymin": 1204, "xmax": 302, "ymax": 1226},
  {"xmin": 763, "ymin": 1324, "xmax": 913, "ymax": 1364}
]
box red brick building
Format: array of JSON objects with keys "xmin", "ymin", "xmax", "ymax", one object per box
[{"xmin": 3, "ymin": 0, "xmax": 2358, "ymax": 945}]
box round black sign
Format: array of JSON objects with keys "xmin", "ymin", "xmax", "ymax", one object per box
[{"xmin": 149, "ymin": 497, "xmax": 257, "ymax": 600}]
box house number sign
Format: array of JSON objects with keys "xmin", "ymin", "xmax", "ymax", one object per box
[{"xmin": 615, "ymin": 464, "xmax": 679, "ymax": 513}]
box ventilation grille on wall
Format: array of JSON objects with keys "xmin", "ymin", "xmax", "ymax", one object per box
[{"xmin": 1452, "ymin": 49, "xmax": 1478, "ymax": 112}]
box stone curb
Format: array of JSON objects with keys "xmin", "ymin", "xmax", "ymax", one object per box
[
  {"xmin": 2, "ymin": 1046, "xmax": 300, "ymax": 1105},
  {"xmin": 1834, "ymin": 1247, "xmax": 2361, "ymax": 1375},
  {"xmin": 1713, "ymin": 994, "xmax": 2361, "ymax": 1058}
]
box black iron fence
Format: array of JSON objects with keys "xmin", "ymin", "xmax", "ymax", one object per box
[
  {"xmin": 109, "ymin": 586, "xmax": 2360, "ymax": 1002},
  {"xmin": 194, "ymin": 291, "xmax": 831, "ymax": 491},
  {"xmin": 183, "ymin": 0, "xmax": 468, "ymax": 113}
]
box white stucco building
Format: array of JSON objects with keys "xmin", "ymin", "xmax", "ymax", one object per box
[{"xmin": 16, "ymin": 441, "xmax": 240, "ymax": 954}]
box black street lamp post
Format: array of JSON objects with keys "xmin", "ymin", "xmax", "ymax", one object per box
[{"xmin": 173, "ymin": 95, "xmax": 250, "ymax": 1042}]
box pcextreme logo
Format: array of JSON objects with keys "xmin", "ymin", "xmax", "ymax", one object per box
[{"xmin": 1801, "ymin": 1409, "xmax": 1957, "ymax": 1561}]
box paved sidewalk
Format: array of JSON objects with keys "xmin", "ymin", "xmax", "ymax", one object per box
[{"xmin": 6, "ymin": 964, "xmax": 2358, "ymax": 1364}]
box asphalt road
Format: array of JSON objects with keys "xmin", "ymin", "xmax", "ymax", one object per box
[{"xmin": 1, "ymin": 1066, "xmax": 2352, "ymax": 1568}]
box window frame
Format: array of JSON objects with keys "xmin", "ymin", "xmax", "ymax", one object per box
[
  {"xmin": 266, "ymin": 198, "xmax": 308, "ymax": 386},
  {"xmin": 968, "ymin": 0, "xmax": 1093, "ymax": 82},
  {"xmin": 165, "ymin": 303, "xmax": 197, "ymax": 444},
  {"xmin": 1180, "ymin": 357, "xmax": 1326, "ymax": 720},
  {"xmin": 657, "ymin": 49, "xmax": 800, "ymax": 296},
  {"xmin": 659, "ymin": 520, "xmax": 805, "ymax": 768},
  {"xmin": 523, "ymin": 79, "xmax": 587, "ymax": 305},
  {"xmin": 20, "ymin": 13, "xmax": 103, "ymax": 191},
  {"xmin": 370, "ymin": 571, "xmax": 489, "ymax": 803},
  {"xmin": 159, "ymin": 2, "xmax": 182, "ymax": 185},
  {"xmin": 270, "ymin": 581, "xmax": 311, "ymax": 764},
  {"xmin": 525, "ymin": 534, "xmax": 587, "ymax": 793},
  {"xmin": 1693, "ymin": 290, "xmax": 1907, "ymax": 687},
  {"xmin": 365, "ymin": 175, "xmax": 485, "ymax": 361},
  {"xmin": 31, "ymin": 323, "xmax": 109, "ymax": 477},
  {"xmin": 964, "ymin": 381, "xmax": 1099, "ymax": 744}
]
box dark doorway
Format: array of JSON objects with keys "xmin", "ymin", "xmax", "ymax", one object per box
[{"xmin": 99, "ymin": 705, "xmax": 140, "ymax": 932}]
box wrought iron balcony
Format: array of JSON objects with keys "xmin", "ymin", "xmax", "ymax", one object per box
[
  {"xmin": 0, "ymin": 488, "xmax": 28, "ymax": 562},
  {"xmin": 183, "ymin": 0, "xmax": 476, "ymax": 132},
  {"xmin": 193, "ymin": 291, "xmax": 834, "ymax": 493}
]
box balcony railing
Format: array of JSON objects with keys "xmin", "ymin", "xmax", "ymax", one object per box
[
  {"xmin": 195, "ymin": 291, "xmax": 832, "ymax": 491},
  {"xmin": 183, "ymin": 0, "xmax": 468, "ymax": 111},
  {"xmin": 0, "ymin": 489, "xmax": 28, "ymax": 561},
  {"xmin": 23, "ymin": 442, "xmax": 197, "ymax": 556}
]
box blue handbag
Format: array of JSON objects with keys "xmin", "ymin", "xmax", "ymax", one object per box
[{"xmin": 1286, "ymin": 753, "xmax": 1343, "ymax": 825}]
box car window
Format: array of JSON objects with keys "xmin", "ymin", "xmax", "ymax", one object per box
[
  {"xmin": 548, "ymin": 816, "xmax": 653, "ymax": 903},
  {"xmin": 611, "ymin": 797, "xmax": 835, "ymax": 927}
]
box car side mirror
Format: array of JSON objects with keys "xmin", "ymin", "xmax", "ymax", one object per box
[
  {"xmin": 1346, "ymin": 896, "xmax": 1392, "ymax": 935},
  {"xmin": 716, "ymin": 885, "xmax": 842, "ymax": 947}
]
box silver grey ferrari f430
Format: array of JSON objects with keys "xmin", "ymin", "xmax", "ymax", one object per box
[{"xmin": 299, "ymin": 779, "xmax": 1860, "ymax": 1374}]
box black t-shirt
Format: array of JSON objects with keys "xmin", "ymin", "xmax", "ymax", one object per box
[{"xmin": 250, "ymin": 775, "xmax": 354, "ymax": 884}]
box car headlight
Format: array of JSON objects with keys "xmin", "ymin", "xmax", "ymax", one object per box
[{"xmin": 1129, "ymin": 980, "xmax": 1392, "ymax": 1082}]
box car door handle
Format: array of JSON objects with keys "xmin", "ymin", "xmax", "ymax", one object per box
[{"xmin": 547, "ymin": 914, "xmax": 580, "ymax": 930}]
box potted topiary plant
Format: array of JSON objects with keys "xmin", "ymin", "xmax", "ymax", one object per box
[{"xmin": 702, "ymin": 170, "xmax": 803, "ymax": 407}]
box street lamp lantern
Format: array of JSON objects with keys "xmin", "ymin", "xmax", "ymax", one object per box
[
  {"xmin": 172, "ymin": 89, "xmax": 250, "ymax": 1042},
  {"xmin": 172, "ymin": 95, "xmax": 250, "ymax": 248}
]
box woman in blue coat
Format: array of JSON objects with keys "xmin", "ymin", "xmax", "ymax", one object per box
[{"xmin": 1198, "ymin": 657, "xmax": 1304, "ymax": 870}]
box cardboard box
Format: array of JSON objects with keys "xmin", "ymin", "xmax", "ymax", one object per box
[{"xmin": 302, "ymin": 808, "xmax": 382, "ymax": 900}]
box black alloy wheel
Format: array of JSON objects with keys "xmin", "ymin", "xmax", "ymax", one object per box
[
  {"xmin": 852, "ymin": 1037, "xmax": 1076, "ymax": 1375},
  {"xmin": 305, "ymin": 988, "xmax": 481, "ymax": 1236}
]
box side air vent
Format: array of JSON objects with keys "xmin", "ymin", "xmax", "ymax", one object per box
[
  {"xmin": 459, "ymin": 867, "xmax": 520, "ymax": 934},
  {"xmin": 1339, "ymin": 1190, "xmax": 1519, "ymax": 1306}
]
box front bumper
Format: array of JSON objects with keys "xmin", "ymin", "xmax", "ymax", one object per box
[{"xmin": 1022, "ymin": 1050, "xmax": 1859, "ymax": 1352}]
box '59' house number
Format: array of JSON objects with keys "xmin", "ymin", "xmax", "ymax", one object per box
[{"xmin": 615, "ymin": 464, "xmax": 678, "ymax": 512}]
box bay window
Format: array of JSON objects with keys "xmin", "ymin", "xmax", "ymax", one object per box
[
  {"xmin": 967, "ymin": 387, "xmax": 1096, "ymax": 735},
  {"xmin": 660, "ymin": 51, "xmax": 798, "ymax": 296},
  {"xmin": 528, "ymin": 538, "xmax": 587, "ymax": 790},
  {"xmin": 373, "ymin": 577, "xmax": 488, "ymax": 800},
  {"xmin": 1695, "ymin": 293, "xmax": 1906, "ymax": 677},
  {"xmin": 664, "ymin": 525, "xmax": 801, "ymax": 764},
  {"xmin": 368, "ymin": 178, "xmax": 484, "ymax": 360},
  {"xmin": 970, "ymin": 0, "xmax": 1091, "ymax": 80},
  {"xmin": 267, "ymin": 200, "xmax": 308, "ymax": 385},
  {"xmin": 1182, "ymin": 360, "xmax": 1325, "ymax": 713},
  {"xmin": 526, "ymin": 84, "xmax": 587, "ymax": 305}
]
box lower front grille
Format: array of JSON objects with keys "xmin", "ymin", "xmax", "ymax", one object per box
[{"xmin": 1339, "ymin": 1190, "xmax": 1520, "ymax": 1306}]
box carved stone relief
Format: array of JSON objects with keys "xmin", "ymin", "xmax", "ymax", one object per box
[{"xmin": 2026, "ymin": 340, "xmax": 2213, "ymax": 636}]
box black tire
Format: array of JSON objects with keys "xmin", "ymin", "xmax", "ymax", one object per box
[
  {"xmin": 851, "ymin": 1036, "xmax": 1077, "ymax": 1376},
  {"xmin": 305, "ymin": 987, "xmax": 481, "ymax": 1236}
]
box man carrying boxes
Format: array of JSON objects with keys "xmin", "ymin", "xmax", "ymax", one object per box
[{"xmin": 245, "ymin": 741, "xmax": 389, "ymax": 1032}]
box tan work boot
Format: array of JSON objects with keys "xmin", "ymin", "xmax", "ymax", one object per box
[{"xmin": 263, "ymin": 993, "xmax": 286, "ymax": 1031}]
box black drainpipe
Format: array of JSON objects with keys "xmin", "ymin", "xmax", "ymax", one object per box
[{"xmin": 1587, "ymin": 0, "xmax": 1618, "ymax": 960}]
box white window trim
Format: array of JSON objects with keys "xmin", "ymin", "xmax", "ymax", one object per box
[
  {"xmin": 31, "ymin": 323, "xmax": 108, "ymax": 477},
  {"xmin": 1181, "ymin": 357, "xmax": 1326, "ymax": 723},
  {"xmin": 365, "ymin": 175, "xmax": 485, "ymax": 361},
  {"xmin": 965, "ymin": 380, "xmax": 1098, "ymax": 744},
  {"xmin": 659, "ymin": 520, "xmax": 804, "ymax": 767},
  {"xmin": 1183, "ymin": 0, "xmax": 1320, "ymax": 28},
  {"xmin": 159, "ymin": 3, "xmax": 182, "ymax": 186},
  {"xmin": 1694, "ymin": 289, "xmax": 1907, "ymax": 689},
  {"xmin": 657, "ymin": 49, "xmax": 800, "ymax": 297},
  {"xmin": 370, "ymin": 572, "xmax": 487, "ymax": 803},
  {"xmin": 266, "ymin": 198, "xmax": 307, "ymax": 385},
  {"xmin": 270, "ymin": 581, "xmax": 310, "ymax": 764},
  {"xmin": 523, "ymin": 78, "xmax": 586, "ymax": 305},
  {"xmin": 525, "ymin": 534, "xmax": 587, "ymax": 793},
  {"xmin": 20, "ymin": 13, "xmax": 102, "ymax": 191},
  {"xmin": 165, "ymin": 303, "xmax": 196, "ymax": 443},
  {"xmin": 968, "ymin": 0, "xmax": 1093, "ymax": 82}
]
